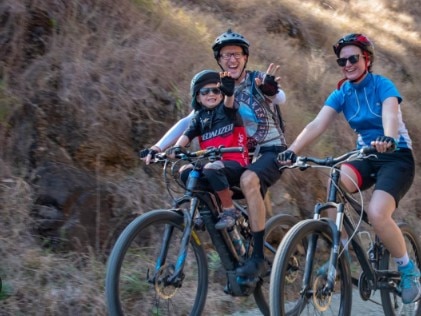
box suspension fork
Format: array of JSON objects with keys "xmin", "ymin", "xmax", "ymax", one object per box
[
  {"xmin": 166, "ymin": 197, "xmax": 198, "ymax": 284},
  {"xmin": 299, "ymin": 203, "xmax": 341, "ymax": 293}
]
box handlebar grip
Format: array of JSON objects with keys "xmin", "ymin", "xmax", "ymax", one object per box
[
  {"xmin": 219, "ymin": 147, "xmax": 244, "ymax": 153},
  {"xmin": 360, "ymin": 145, "xmax": 395, "ymax": 155},
  {"xmin": 360, "ymin": 146, "xmax": 378, "ymax": 155}
]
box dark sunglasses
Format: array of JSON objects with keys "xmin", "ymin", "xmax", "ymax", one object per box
[
  {"xmin": 336, "ymin": 54, "xmax": 360, "ymax": 67},
  {"xmin": 199, "ymin": 87, "xmax": 222, "ymax": 96}
]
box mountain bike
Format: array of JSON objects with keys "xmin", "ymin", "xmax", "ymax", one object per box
[
  {"xmin": 105, "ymin": 146, "xmax": 298, "ymax": 315},
  {"xmin": 269, "ymin": 147, "xmax": 421, "ymax": 316}
]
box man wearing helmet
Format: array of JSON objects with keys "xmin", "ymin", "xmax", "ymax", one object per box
[
  {"xmin": 141, "ymin": 29, "xmax": 288, "ymax": 283},
  {"xmin": 277, "ymin": 33, "xmax": 420, "ymax": 304}
]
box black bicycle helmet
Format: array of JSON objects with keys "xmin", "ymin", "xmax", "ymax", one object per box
[
  {"xmin": 190, "ymin": 70, "xmax": 220, "ymax": 110},
  {"xmin": 212, "ymin": 29, "xmax": 250, "ymax": 59},
  {"xmin": 333, "ymin": 33, "xmax": 374, "ymax": 59}
]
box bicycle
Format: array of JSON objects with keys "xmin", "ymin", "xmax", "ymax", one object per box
[
  {"xmin": 105, "ymin": 146, "xmax": 298, "ymax": 315},
  {"xmin": 269, "ymin": 147, "xmax": 421, "ymax": 315}
]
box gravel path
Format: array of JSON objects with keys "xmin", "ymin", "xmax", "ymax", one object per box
[{"xmin": 231, "ymin": 290, "xmax": 388, "ymax": 315}]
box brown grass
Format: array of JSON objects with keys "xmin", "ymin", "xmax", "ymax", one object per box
[{"xmin": 0, "ymin": 0, "xmax": 420, "ymax": 314}]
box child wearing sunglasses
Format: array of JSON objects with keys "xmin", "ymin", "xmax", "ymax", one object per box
[{"xmin": 168, "ymin": 70, "xmax": 249, "ymax": 230}]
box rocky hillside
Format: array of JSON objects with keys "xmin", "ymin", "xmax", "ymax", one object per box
[{"xmin": 0, "ymin": 0, "xmax": 420, "ymax": 314}]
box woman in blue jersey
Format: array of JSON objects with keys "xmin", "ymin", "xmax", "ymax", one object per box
[
  {"xmin": 277, "ymin": 33, "xmax": 419, "ymax": 304},
  {"xmin": 170, "ymin": 69, "xmax": 249, "ymax": 230}
]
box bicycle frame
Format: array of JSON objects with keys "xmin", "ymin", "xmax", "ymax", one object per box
[
  {"xmin": 148, "ymin": 153, "xmax": 248, "ymax": 291},
  {"xmin": 303, "ymin": 161, "xmax": 400, "ymax": 297}
]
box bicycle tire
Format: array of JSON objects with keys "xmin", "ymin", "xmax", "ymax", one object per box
[
  {"xmin": 253, "ymin": 214, "xmax": 299, "ymax": 316},
  {"xmin": 379, "ymin": 221, "xmax": 421, "ymax": 316},
  {"xmin": 105, "ymin": 209, "xmax": 208, "ymax": 316},
  {"xmin": 270, "ymin": 219, "xmax": 352, "ymax": 316}
]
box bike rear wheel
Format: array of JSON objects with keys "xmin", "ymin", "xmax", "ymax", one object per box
[
  {"xmin": 105, "ymin": 209, "xmax": 208, "ymax": 316},
  {"xmin": 270, "ymin": 219, "xmax": 352, "ymax": 316},
  {"xmin": 380, "ymin": 221, "xmax": 421, "ymax": 316},
  {"xmin": 253, "ymin": 214, "xmax": 299, "ymax": 316}
]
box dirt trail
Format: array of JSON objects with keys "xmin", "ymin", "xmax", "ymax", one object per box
[{"xmin": 231, "ymin": 290, "xmax": 387, "ymax": 315}]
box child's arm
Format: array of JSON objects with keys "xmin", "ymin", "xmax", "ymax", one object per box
[{"xmin": 175, "ymin": 135, "xmax": 190, "ymax": 147}]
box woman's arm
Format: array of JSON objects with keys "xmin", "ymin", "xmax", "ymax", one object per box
[
  {"xmin": 289, "ymin": 106, "xmax": 338, "ymax": 155},
  {"xmin": 381, "ymin": 96, "xmax": 399, "ymax": 139}
]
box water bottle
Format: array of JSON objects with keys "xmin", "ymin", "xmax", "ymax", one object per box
[
  {"xmin": 187, "ymin": 169, "xmax": 200, "ymax": 191},
  {"xmin": 228, "ymin": 226, "xmax": 246, "ymax": 256}
]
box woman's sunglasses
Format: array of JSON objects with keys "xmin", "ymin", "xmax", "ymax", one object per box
[
  {"xmin": 199, "ymin": 88, "xmax": 222, "ymax": 96},
  {"xmin": 336, "ymin": 54, "xmax": 360, "ymax": 67}
]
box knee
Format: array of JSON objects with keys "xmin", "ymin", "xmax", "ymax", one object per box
[
  {"xmin": 240, "ymin": 170, "xmax": 260, "ymax": 191},
  {"xmin": 367, "ymin": 209, "xmax": 390, "ymax": 228}
]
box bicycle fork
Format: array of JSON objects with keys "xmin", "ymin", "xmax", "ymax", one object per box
[
  {"xmin": 302, "ymin": 202, "xmax": 344, "ymax": 297},
  {"xmin": 148, "ymin": 197, "xmax": 199, "ymax": 287}
]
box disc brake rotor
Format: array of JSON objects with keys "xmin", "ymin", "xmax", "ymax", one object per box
[
  {"xmin": 312, "ymin": 275, "xmax": 332, "ymax": 312},
  {"xmin": 154, "ymin": 264, "xmax": 178, "ymax": 299},
  {"xmin": 286, "ymin": 255, "xmax": 299, "ymax": 283}
]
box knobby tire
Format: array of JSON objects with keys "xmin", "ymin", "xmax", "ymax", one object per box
[
  {"xmin": 270, "ymin": 219, "xmax": 352, "ymax": 316},
  {"xmin": 105, "ymin": 209, "xmax": 208, "ymax": 316},
  {"xmin": 253, "ymin": 214, "xmax": 299, "ymax": 315}
]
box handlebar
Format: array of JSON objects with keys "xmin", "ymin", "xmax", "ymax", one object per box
[
  {"xmin": 282, "ymin": 146, "xmax": 380, "ymax": 170},
  {"xmin": 154, "ymin": 146, "xmax": 244, "ymax": 162}
]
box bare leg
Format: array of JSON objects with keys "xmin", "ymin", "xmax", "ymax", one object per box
[
  {"xmin": 240, "ymin": 170, "xmax": 265, "ymax": 232},
  {"xmin": 216, "ymin": 188, "xmax": 234, "ymax": 209},
  {"xmin": 366, "ymin": 190, "xmax": 406, "ymax": 258}
]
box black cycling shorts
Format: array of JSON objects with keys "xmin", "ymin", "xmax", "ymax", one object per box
[
  {"xmin": 343, "ymin": 148, "xmax": 414, "ymax": 206},
  {"xmin": 247, "ymin": 146, "xmax": 285, "ymax": 197}
]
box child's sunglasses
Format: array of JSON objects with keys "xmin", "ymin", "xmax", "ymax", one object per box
[{"xmin": 199, "ymin": 88, "xmax": 222, "ymax": 96}]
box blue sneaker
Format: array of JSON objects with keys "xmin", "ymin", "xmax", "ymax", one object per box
[{"xmin": 399, "ymin": 260, "xmax": 421, "ymax": 304}]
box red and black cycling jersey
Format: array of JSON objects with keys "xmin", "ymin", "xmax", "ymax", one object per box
[{"xmin": 183, "ymin": 102, "xmax": 249, "ymax": 167}]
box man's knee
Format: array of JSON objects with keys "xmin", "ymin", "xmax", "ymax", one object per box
[{"xmin": 241, "ymin": 170, "xmax": 260, "ymax": 189}]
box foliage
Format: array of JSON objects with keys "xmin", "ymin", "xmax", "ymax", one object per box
[{"xmin": 0, "ymin": 0, "xmax": 420, "ymax": 314}]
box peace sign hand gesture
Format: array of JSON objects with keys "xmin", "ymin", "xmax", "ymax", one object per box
[{"xmin": 255, "ymin": 63, "xmax": 282, "ymax": 97}]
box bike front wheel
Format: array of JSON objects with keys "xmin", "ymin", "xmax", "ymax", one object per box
[
  {"xmin": 253, "ymin": 213, "xmax": 299, "ymax": 316},
  {"xmin": 270, "ymin": 219, "xmax": 352, "ymax": 316},
  {"xmin": 380, "ymin": 221, "xmax": 421, "ymax": 316},
  {"xmin": 105, "ymin": 209, "xmax": 208, "ymax": 316}
]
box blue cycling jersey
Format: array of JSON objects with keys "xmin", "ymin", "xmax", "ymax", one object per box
[{"xmin": 325, "ymin": 73, "xmax": 412, "ymax": 149}]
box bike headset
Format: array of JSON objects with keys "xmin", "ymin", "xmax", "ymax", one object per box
[
  {"xmin": 190, "ymin": 70, "xmax": 221, "ymax": 111},
  {"xmin": 333, "ymin": 33, "xmax": 375, "ymax": 87},
  {"xmin": 212, "ymin": 29, "xmax": 250, "ymax": 80}
]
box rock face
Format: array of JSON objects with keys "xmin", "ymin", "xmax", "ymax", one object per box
[{"xmin": 30, "ymin": 162, "xmax": 117, "ymax": 254}]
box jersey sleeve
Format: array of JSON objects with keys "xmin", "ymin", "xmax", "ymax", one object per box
[
  {"xmin": 325, "ymin": 88, "xmax": 344, "ymax": 113},
  {"xmin": 183, "ymin": 112, "xmax": 201, "ymax": 141},
  {"xmin": 377, "ymin": 76, "xmax": 402, "ymax": 104}
]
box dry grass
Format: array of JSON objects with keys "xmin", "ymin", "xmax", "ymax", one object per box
[{"xmin": 0, "ymin": 0, "xmax": 420, "ymax": 314}]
